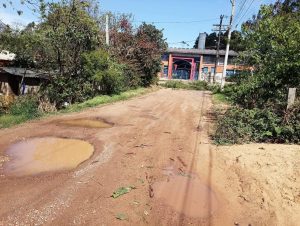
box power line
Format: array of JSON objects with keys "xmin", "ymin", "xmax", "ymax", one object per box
[
  {"xmin": 133, "ymin": 18, "xmax": 219, "ymax": 24},
  {"xmin": 235, "ymin": 0, "xmax": 256, "ymax": 27},
  {"xmin": 235, "ymin": 0, "xmax": 250, "ymax": 22}
]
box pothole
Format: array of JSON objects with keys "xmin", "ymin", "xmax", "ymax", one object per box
[
  {"xmin": 57, "ymin": 118, "xmax": 113, "ymax": 128},
  {"xmin": 3, "ymin": 137, "xmax": 94, "ymax": 176},
  {"xmin": 153, "ymin": 174, "xmax": 219, "ymax": 218}
]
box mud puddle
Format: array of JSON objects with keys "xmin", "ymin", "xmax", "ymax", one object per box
[
  {"xmin": 153, "ymin": 174, "xmax": 219, "ymax": 218},
  {"xmin": 58, "ymin": 118, "xmax": 113, "ymax": 128},
  {"xmin": 3, "ymin": 137, "xmax": 94, "ymax": 176}
]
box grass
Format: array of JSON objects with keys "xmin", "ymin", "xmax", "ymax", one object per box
[
  {"xmin": 0, "ymin": 87, "xmax": 154, "ymax": 129},
  {"xmin": 212, "ymin": 93, "xmax": 231, "ymax": 105},
  {"xmin": 0, "ymin": 114, "xmax": 30, "ymax": 128},
  {"xmin": 62, "ymin": 87, "xmax": 151, "ymax": 113}
]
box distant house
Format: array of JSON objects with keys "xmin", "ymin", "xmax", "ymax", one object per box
[
  {"xmin": 0, "ymin": 67, "xmax": 48, "ymax": 96},
  {"xmin": 161, "ymin": 33, "xmax": 244, "ymax": 82},
  {"xmin": 0, "ymin": 50, "xmax": 49, "ymax": 96}
]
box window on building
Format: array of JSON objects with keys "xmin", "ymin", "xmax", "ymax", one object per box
[
  {"xmin": 202, "ymin": 67, "xmax": 209, "ymax": 74},
  {"xmin": 203, "ymin": 56, "xmax": 215, "ymax": 64},
  {"xmin": 226, "ymin": 70, "xmax": 235, "ymax": 77},
  {"xmin": 162, "ymin": 54, "xmax": 169, "ymax": 61},
  {"xmin": 218, "ymin": 57, "xmax": 225, "ymax": 65}
]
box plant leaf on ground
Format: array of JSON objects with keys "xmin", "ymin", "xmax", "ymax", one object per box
[
  {"xmin": 115, "ymin": 213, "xmax": 128, "ymax": 220},
  {"xmin": 111, "ymin": 186, "xmax": 136, "ymax": 199}
]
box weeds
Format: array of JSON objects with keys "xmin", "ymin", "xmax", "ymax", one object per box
[
  {"xmin": 161, "ymin": 80, "xmax": 208, "ymax": 90},
  {"xmin": 0, "ymin": 87, "xmax": 154, "ymax": 129}
]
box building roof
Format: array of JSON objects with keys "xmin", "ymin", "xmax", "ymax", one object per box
[
  {"xmin": 0, "ymin": 67, "xmax": 49, "ymax": 79},
  {"xmin": 167, "ymin": 48, "xmax": 238, "ymax": 57}
]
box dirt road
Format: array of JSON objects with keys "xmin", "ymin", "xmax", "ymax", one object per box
[{"xmin": 0, "ymin": 89, "xmax": 299, "ymax": 226}]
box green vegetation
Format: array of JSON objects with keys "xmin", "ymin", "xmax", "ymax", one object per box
[
  {"xmin": 162, "ymin": 80, "xmax": 209, "ymax": 90},
  {"xmin": 0, "ymin": 95, "xmax": 40, "ymax": 128},
  {"xmin": 0, "ymin": 0, "xmax": 166, "ymax": 128},
  {"xmin": 0, "ymin": 87, "xmax": 153, "ymax": 129},
  {"xmin": 212, "ymin": 93, "xmax": 231, "ymax": 105},
  {"xmin": 214, "ymin": 106, "xmax": 300, "ymax": 144},
  {"xmin": 214, "ymin": 0, "xmax": 300, "ymax": 144},
  {"xmin": 63, "ymin": 88, "xmax": 151, "ymax": 113}
]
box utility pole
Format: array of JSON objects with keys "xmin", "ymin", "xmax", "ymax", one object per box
[
  {"xmin": 106, "ymin": 14, "xmax": 109, "ymax": 46},
  {"xmin": 212, "ymin": 15, "xmax": 225, "ymax": 83},
  {"xmin": 221, "ymin": 0, "xmax": 235, "ymax": 90}
]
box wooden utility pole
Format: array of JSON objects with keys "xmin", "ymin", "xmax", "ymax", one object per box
[
  {"xmin": 221, "ymin": 0, "xmax": 235, "ymax": 90},
  {"xmin": 212, "ymin": 15, "xmax": 225, "ymax": 83},
  {"xmin": 105, "ymin": 14, "xmax": 109, "ymax": 46}
]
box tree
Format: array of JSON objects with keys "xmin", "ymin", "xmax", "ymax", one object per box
[
  {"xmin": 233, "ymin": 0, "xmax": 300, "ymax": 110},
  {"xmin": 134, "ymin": 23, "xmax": 167, "ymax": 86},
  {"xmin": 193, "ymin": 30, "xmax": 245, "ymax": 51}
]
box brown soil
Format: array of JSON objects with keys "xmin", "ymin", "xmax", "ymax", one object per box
[{"xmin": 0, "ymin": 89, "xmax": 299, "ymax": 226}]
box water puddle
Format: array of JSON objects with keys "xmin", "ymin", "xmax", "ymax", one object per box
[
  {"xmin": 153, "ymin": 174, "xmax": 219, "ymax": 218},
  {"xmin": 58, "ymin": 118, "xmax": 112, "ymax": 128},
  {"xmin": 3, "ymin": 137, "xmax": 94, "ymax": 176}
]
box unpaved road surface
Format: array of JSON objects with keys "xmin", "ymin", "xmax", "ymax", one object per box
[{"xmin": 0, "ymin": 89, "xmax": 299, "ymax": 226}]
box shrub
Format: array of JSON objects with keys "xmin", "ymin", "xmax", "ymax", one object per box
[
  {"xmin": 162, "ymin": 80, "xmax": 209, "ymax": 90},
  {"xmin": 214, "ymin": 106, "xmax": 300, "ymax": 144},
  {"xmin": 188, "ymin": 81, "xmax": 209, "ymax": 90},
  {"xmin": 163, "ymin": 81, "xmax": 188, "ymax": 89},
  {"xmin": 9, "ymin": 95, "xmax": 40, "ymax": 118}
]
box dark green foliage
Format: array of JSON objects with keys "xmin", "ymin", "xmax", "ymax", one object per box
[
  {"xmin": 214, "ymin": 106, "xmax": 300, "ymax": 144},
  {"xmin": 82, "ymin": 49, "xmax": 124, "ymax": 95},
  {"xmin": 193, "ymin": 30, "xmax": 245, "ymax": 51},
  {"xmin": 162, "ymin": 80, "xmax": 208, "ymax": 90},
  {"xmin": 214, "ymin": 0, "xmax": 300, "ymax": 144},
  {"xmin": 9, "ymin": 95, "xmax": 40, "ymax": 118},
  {"xmin": 131, "ymin": 23, "xmax": 167, "ymax": 86}
]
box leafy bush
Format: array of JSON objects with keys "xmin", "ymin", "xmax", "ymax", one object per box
[
  {"xmin": 189, "ymin": 81, "xmax": 209, "ymax": 90},
  {"xmin": 9, "ymin": 95, "xmax": 40, "ymax": 118},
  {"xmin": 163, "ymin": 81, "xmax": 189, "ymax": 89},
  {"xmin": 162, "ymin": 80, "xmax": 209, "ymax": 90},
  {"xmin": 214, "ymin": 106, "xmax": 300, "ymax": 144}
]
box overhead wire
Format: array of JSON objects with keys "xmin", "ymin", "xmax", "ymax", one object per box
[
  {"xmin": 234, "ymin": 0, "xmax": 256, "ymax": 27},
  {"xmin": 132, "ymin": 18, "xmax": 219, "ymax": 24},
  {"xmin": 235, "ymin": 0, "xmax": 251, "ymax": 23}
]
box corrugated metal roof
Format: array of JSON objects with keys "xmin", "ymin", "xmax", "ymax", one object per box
[
  {"xmin": 1, "ymin": 67, "xmax": 49, "ymax": 79},
  {"xmin": 167, "ymin": 48, "xmax": 238, "ymax": 56}
]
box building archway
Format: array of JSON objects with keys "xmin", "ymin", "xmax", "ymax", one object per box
[{"xmin": 173, "ymin": 60, "xmax": 192, "ymax": 80}]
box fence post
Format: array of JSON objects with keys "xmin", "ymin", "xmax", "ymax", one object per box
[{"xmin": 287, "ymin": 88, "xmax": 297, "ymax": 110}]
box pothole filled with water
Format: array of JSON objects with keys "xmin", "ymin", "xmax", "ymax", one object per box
[
  {"xmin": 153, "ymin": 174, "xmax": 219, "ymax": 218},
  {"xmin": 3, "ymin": 137, "xmax": 94, "ymax": 176},
  {"xmin": 57, "ymin": 118, "xmax": 113, "ymax": 128}
]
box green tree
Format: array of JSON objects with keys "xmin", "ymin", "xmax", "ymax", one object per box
[
  {"xmin": 134, "ymin": 23, "xmax": 167, "ymax": 86},
  {"xmin": 234, "ymin": 0, "xmax": 300, "ymax": 110}
]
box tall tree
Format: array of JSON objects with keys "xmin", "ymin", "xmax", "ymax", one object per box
[
  {"xmin": 193, "ymin": 30, "xmax": 245, "ymax": 51},
  {"xmin": 233, "ymin": 0, "xmax": 300, "ymax": 110}
]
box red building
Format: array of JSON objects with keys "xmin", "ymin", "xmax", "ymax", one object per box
[{"xmin": 161, "ymin": 33, "xmax": 243, "ymax": 82}]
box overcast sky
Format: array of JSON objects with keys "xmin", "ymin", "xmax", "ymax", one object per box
[{"xmin": 0, "ymin": 0, "xmax": 275, "ymax": 47}]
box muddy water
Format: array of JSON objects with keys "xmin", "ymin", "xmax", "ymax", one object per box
[
  {"xmin": 58, "ymin": 118, "xmax": 112, "ymax": 128},
  {"xmin": 153, "ymin": 174, "xmax": 219, "ymax": 218},
  {"xmin": 3, "ymin": 137, "xmax": 94, "ymax": 176}
]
